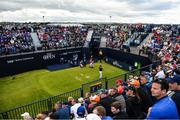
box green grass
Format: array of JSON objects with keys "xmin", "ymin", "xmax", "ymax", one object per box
[{"xmin": 0, "ymin": 62, "xmax": 126, "ymax": 112}]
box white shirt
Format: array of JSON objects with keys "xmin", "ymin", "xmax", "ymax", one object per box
[
  {"xmin": 70, "ymin": 103, "xmax": 81, "ymax": 120},
  {"xmin": 155, "ymin": 70, "xmax": 165, "ymax": 79}
]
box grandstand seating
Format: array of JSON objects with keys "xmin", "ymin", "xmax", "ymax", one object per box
[{"xmin": 0, "ymin": 24, "xmax": 35, "ymax": 55}]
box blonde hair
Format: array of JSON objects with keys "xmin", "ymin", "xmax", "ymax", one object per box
[
  {"xmin": 68, "ymin": 96, "xmax": 74, "ymax": 102},
  {"xmin": 35, "ymin": 113, "xmax": 43, "ymax": 120}
]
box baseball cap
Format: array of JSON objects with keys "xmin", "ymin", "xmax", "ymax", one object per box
[
  {"xmin": 90, "ymin": 95, "xmax": 100, "ymax": 102},
  {"xmin": 167, "ymin": 75, "xmax": 180, "ymax": 84},
  {"xmin": 78, "ymin": 97, "xmax": 84, "ymax": 103},
  {"xmin": 127, "ymin": 86, "xmax": 136, "ymax": 93},
  {"xmin": 77, "ymin": 105, "xmax": 86, "ymax": 117},
  {"xmin": 86, "ymin": 113, "xmax": 101, "ymax": 120},
  {"xmin": 21, "ymin": 112, "xmax": 30, "ymax": 117},
  {"xmin": 116, "ymin": 79, "xmax": 123, "ymax": 84},
  {"xmin": 130, "ymin": 80, "xmax": 140, "ymax": 86}
]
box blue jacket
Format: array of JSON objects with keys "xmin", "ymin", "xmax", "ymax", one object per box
[
  {"xmin": 55, "ymin": 107, "xmax": 70, "ymax": 119},
  {"xmin": 147, "ymin": 96, "xmax": 179, "ymax": 119}
]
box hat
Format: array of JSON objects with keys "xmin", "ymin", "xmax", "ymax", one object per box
[
  {"xmin": 21, "ymin": 112, "xmax": 30, "ymax": 117},
  {"xmin": 78, "ymin": 97, "xmax": 84, "ymax": 103},
  {"xmin": 127, "ymin": 86, "xmax": 136, "ymax": 93},
  {"xmin": 86, "ymin": 113, "xmax": 101, "ymax": 120},
  {"xmin": 116, "ymin": 79, "xmax": 123, "ymax": 84},
  {"xmin": 130, "ymin": 80, "xmax": 140, "ymax": 86},
  {"xmin": 167, "ymin": 75, "xmax": 180, "ymax": 84},
  {"xmin": 77, "ymin": 105, "xmax": 86, "ymax": 117},
  {"xmin": 134, "ymin": 76, "xmax": 139, "ymax": 80},
  {"xmin": 90, "ymin": 95, "xmax": 100, "ymax": 102}
]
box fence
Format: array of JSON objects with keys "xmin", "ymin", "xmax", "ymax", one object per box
[
  {"xmin": 0, "ymin": 88, "xmax": 81, "ymax": 119},
  {"xmin": 0, "ymin": 60, "xmax": 161, "ymax": 119}
]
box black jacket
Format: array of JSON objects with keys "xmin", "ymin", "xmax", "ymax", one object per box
[
  {"xmin": 171, "ymin": 90, "xmax": 180, "ymax": 116},
  {"xmin": 99, "ymin": 96, "xmax": 115, "ymax": 117},
  {"xmin": 126, "ymin": 96, "xmax": 144, "ymax": 119},
  {"xmin": 112, "ymin": 111, "xmax": 129, "ymax": 119}
]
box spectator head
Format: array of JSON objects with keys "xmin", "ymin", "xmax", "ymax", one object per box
[
  {"xmin": 167, "ymin": 75, "xmax": 180, "ymax": 90},
  {"xmin": 86, "ymin": 113, "xmax": 101, "ymax": 120},
  {"xmin": 71, "ymin": 99, "xmax": 78, "ymax": 105},
  {"xmin": 116, "ymin": 79, "xmax": 123, "ymax": 85},
  {"xmin": 54, "ymin": 101, "xmax": 62, "ymax": 111},
  {"xmin": 35, "ymin": 113, "xmax": 43, "ymax": 120},
  {"xmin": 98, "ymin": 89, "xmax": 108, "ymax": 99},
  {"xmin": 90, "ymin": 95, "xmax": 100, "ymax": 103},
  {"xmin": 41, "ymin": 111, "xmax": 49, "ymax": 119},
  {"xmin": 111, "ymin": 101, "xmax": 122, "ymax": 114},
  {"xmin": 78, "ymin": 97, "xmax": 84, "ymax": 104},
  {"xmin": 126, "ymin": 85, "xmax": 136, "ymax": 96},
  {"xmin": 151, "ymin": 79, "xmax": 169, "ymax": 99},
  {"xmin": 77, "ymin": 105, "xmax": 86, "ymax": 117},
  {"xmin": 140, "ymin": 74, "xmax": 148, "ymax": 84},
  {"xmin": 21, "ymin": 112, "xmax": 32, "ymax": 120},
  {"xmin": 151, "ymin": 69, "xmax": 157, "ymax": 76},
  {"xmin": 93, "ymin": 106, "xmax": 106, "ymax": 118},
  {"xmin": 85, "ymin": 92, "xmax": 91, "ymax": 98},
  {"xmin": 68, "ymin": 96, "xmax": 74, "ymax": 102},
  {"xmin": 130, "ymin": 80, "xmax": 140, "ymax": 88},
  {"xmin": 109, "ymin": 87, "xmax": 117, "ymax": 96}
]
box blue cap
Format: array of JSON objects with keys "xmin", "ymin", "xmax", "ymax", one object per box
[
  {"xmin": 77, "ymin": 106, "xmax": 85, "ymax": 117},
  {"xmin": 167, "ymin": 75, "xmax": 180, "ymax": 84}
]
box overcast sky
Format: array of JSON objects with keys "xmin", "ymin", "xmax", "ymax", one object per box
[{"xmin": 0, "ymin": 0, "xmax": 180, "ymax": 24}]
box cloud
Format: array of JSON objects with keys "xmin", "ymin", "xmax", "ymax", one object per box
[{"xmin": 0, "ymin": 0, "xmax": 179, "ymax": 23}]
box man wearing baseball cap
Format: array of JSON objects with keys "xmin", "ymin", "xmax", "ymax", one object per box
[{"xmin": 167, "ymin": 75, "xmax": 180, "ymax": 116}]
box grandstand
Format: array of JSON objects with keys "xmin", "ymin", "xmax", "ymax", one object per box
[{"xmin": 0, "ymin": 23, "xmax": 180, "ymax": 119}]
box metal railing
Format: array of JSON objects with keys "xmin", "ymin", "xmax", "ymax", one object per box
[
  {"xmin": 0, "ymin": 88, "xmax": 81, "ymax": 119},
  {"xmin": 0, "ymin": 60, "xmax": 161, "ymax": 119}
]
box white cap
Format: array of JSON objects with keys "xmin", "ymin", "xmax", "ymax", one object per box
[
  {"xmin": 21, "ymin": 112, "xmax": 30, "ymax": 117},
  {"xmin": 86, "ymin": 113, "xmax": 101, "ymax": 120},
  {"xmin": 78, "ymin": 97, "xmax": 84, "ymax": 103}
]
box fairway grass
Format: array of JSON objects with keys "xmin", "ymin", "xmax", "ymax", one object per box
[{"xmin": 0, "ymin": 62, "xmax": 126, "ymax": 112}]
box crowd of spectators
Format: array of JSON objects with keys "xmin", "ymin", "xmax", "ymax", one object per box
[
  {"xmin": 36, "ymin": 25, "xmax": 88, "ymax": 50},
  {"xmin": 0, "ymin": 23, "xmax": 88, "ymax": 56},
  {"xmin": 19, "ymin": 24, "xmax": 180, "ymax": 120},
  {"xmin": 138, "ymin": 25, "xmax": 180, "ymax": 60},
  {"xmin": 104, "ymin": 24, "xmax": 152, "ymax": 49},
  {"xmin": 1, "ymin": 23, "xmax": 179, "ymax": 58},
  {"xmin": 0, "ymin": 23, "xmax": 34, "ymax": 56}
]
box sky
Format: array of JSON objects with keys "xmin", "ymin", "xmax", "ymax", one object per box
[{"xmin": 0, "ymin": 0, "xmax": 180, "ymax": 24}]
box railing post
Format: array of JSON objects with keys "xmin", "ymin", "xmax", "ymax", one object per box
[
  {"xmin": 2, "ymin": 112, "xmax": 8, "ymax": 119},
  {"xmin": 105, "ymin": 77, "xmax": 108, "ymax": 90},
  {"xmin": 81, "ymin": 85, "xmax": 84, "ymax": 97},
  {"xmin": 47, "ymin": 99, "xmax": 52, "ymax": 111},
  {"xmin": 125, "ymin": 73, "xmax": 127, "ymax": 82}
]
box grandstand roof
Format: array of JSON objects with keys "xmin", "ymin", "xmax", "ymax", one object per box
[{"xmin": 47, "ymin": 23, "xmax": 84, "ymax": 27}]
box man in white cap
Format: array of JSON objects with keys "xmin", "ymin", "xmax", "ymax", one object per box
[{"xmin": 21, "ymin": 112, "xmax": 32, "ymax": 120}]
